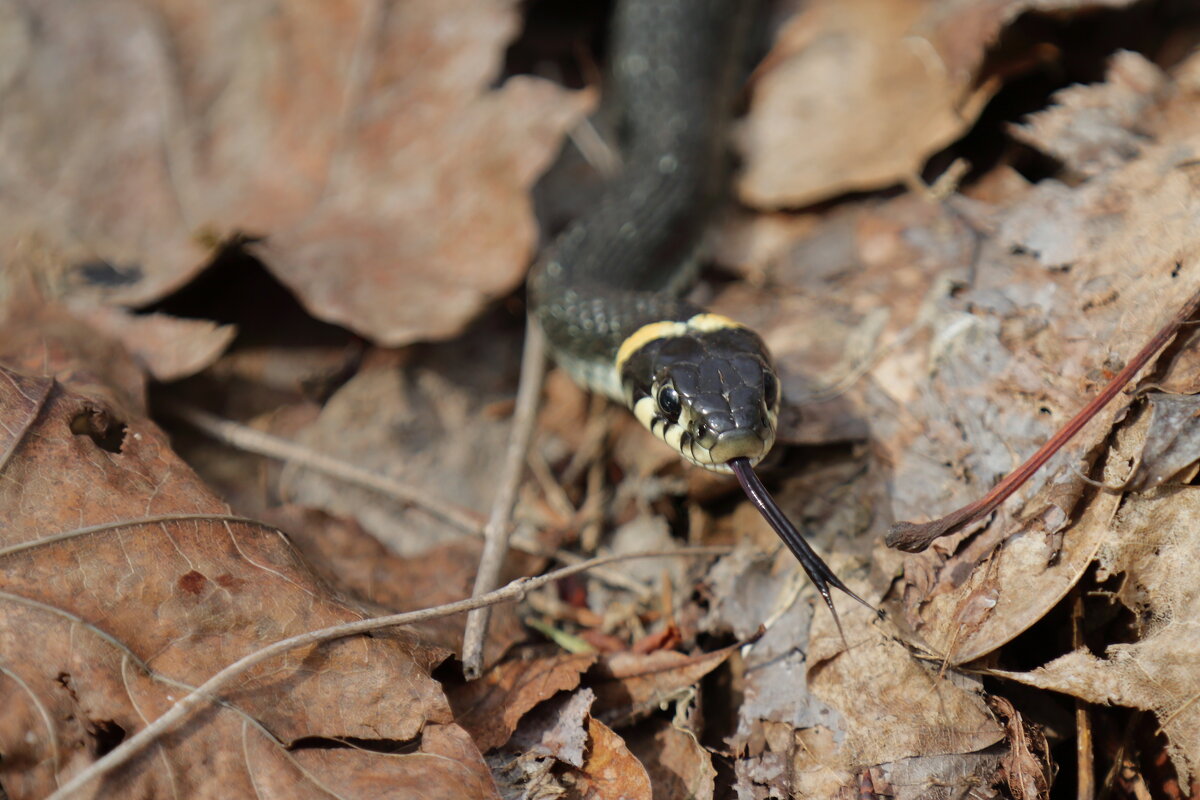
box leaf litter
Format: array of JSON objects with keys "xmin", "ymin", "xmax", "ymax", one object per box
[{"xmin": 1, "ymin": 0, "xmax": 1200, "ymax": 798}]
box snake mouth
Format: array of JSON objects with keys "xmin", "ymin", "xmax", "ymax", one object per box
[
  {"xmin": 675, "ymin": 427, "xmax": 774, "ymax": 473},
  {"xmin": 709, "ymin": 429, "xmax": 769, "ymax": 465}
]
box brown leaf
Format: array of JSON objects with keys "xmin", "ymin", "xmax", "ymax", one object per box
[
  {"xmin": 565, "ymin": 717, "xmax": 652, "ymax": 800},
  {"xmin": 738, "ymin": 0, "xmax": 1146, "ymax": 209},
  {"xmin": 995, "ymin": 483, "xmax": 1200, "ymax": 784},
  {"xmin": 806, "ymin": 621, "xmax": 1003, "ymax": 768},
  {"xmin": 507, "ymin": 687, "xmax": 595, "ymax": 768},
  {"xmin": 0, "ymin": 345, "xmax": 487, "ymax": 794},
  {"xmin": 248, "ymin": 723, "xmax": 500, "ymax": 800},
  {"xmin": 449, "ymin": 653, "xmax": 597, "ymax": 751},
  {"xmin": 0, "ymin": 302, "xmax": 148, "ymax": 420},
  {"xmin": 991, "ymin": 697, "xmax": 1052, "ymax": 800},
  {"xmin": 736, "ymin": 0, "xmax": 994, "ymax": 208},
  {"xmin": 624, "ymin": 720, "xmax": 716, "ymax": 800},
  {"xmin": 272, "ymin": 506, "xmax": 532, "ymax": 667},
  {"xmin": 69, "ymin": 306, "xmax": 237, "ymax": 382},
  {"xmin": 2, "ymin": 0, "xmax": 591, "ymax": 345},
  {"xmin": 280, "ymin": 324, "xmax": 520, "ymax": 557},
  {"xmin": 590, "ymin": 645, "xmax": 737, "ymax": 726}
]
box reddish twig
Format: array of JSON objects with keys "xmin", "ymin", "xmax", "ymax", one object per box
[{"xmin": 887, "ymin": 282, "xmax": 1200, "ymax": 553}]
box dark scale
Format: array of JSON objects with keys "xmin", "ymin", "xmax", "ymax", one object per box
[{"xmin": 528, "ymin": 0, "xmax": 746, "ymax": 369}]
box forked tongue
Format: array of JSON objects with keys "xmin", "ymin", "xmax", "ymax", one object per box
[{"xmin": 728, "ymin": 457, "xmax": 875, "ymax": 645}]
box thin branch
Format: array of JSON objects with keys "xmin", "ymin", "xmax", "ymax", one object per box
[
  {"xmin": 462, "ymin": 320, "xmax": 547, "ymax": 678},
  {"xmin": 45, "ymin": 545, "xmax": 730, "ymax": 800},
  {"xmin": 164, "ymin": 403, "xmax": 485, "ymax": 536},
  {"xmin": 887, "ymin": 283, "xmax": 1200, "ymax": 552}
]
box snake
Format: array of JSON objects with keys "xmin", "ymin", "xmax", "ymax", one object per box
[{"xmin": 528, "ymin": 0, "xmax": 869, "ymax": 625}]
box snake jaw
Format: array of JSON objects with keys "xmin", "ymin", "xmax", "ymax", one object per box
[{"xmin": 708, "ymin": 428, "xmax": 770, "ymax": 466}]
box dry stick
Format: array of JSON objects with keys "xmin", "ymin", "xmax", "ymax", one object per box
[
  {"xmin": 887, "ymin": 284, "xmax": 1200, "ymax": 553},
  {"xmin": 165, "ymin": 402, "xmax": 651, "ymax": 597},
  {"xmin": 1072, "ymin": 589, "xmax": 1096, "ymax": 800},
  {"xmin": 461, "ymin": 320, "xmax": 547, "ymax": 679},
  {"xmin": 44, "ymin": 546, "xmax": 729, "ymax": 800},
  {"xmin": 166, "ymin": 403, "xmax": 485, "ymax": 535}
]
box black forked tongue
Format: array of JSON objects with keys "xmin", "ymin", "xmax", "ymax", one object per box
[{"xmin": 728, "ymin": 457, "xmax": 876, "ymax": 645}]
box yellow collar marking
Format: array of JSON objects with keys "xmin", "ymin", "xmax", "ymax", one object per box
[{"xmin": 613, "ymin": 313, "xmax": 744, "ymax": 374}]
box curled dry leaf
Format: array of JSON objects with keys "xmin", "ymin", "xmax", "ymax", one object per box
[
  {"xmin": 1009, "ymin": 51, "xmax": 1170, "ymax": 178},
  {"xmin": 993, "ymin": 451, "xmax": 1200, "ymax": 784},
  {"xmin": 68, "ymin": 306, "xmax": 236, "ymax": 382},
  {"xmin": 0, "ymin": 334, "xmax": 495, "ymax": 795},
  {"xmin": 1, "ymin": 0, "xmax": 591, "ymax": 345},
  {"xmin": 990, "ymin": 697, "xmax": 1052, "ymax": 800},
  {"xmin": 564, "ymin": 717, "xmax": 652, "ymax": 800},
  {"xmin": 449, "ymin": 653, "xmax": 597, "ymax": 752},
  {"xmin": 589, "ymin": 644, "xmax": 738, "ymax": 727},
  {"xmin": 624, "ymin": 720, "xmax": 716, "ymax": 800},
  {"xmin": 506, "ymin": 687, "xmax": 596, "ymax": 768},
  {"xmin": 1124, "ymin": 392, "xmax": 1200, "ymax": 492}
]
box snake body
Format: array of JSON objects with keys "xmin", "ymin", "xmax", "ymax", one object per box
[
  {"xmin": 528, "ymin": 0, "xmax": 870, "ymax": 621},
  {"xmin": 529, "ymin": 0, "xmax": 777, "ymax": 473}
]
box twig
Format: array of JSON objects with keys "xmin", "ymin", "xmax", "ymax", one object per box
[
  {"xmin": 1072, "ymin": 589, "xmax": 1095, "ymax": 800},
  {"xmin": 887, "ymin": 283, "xmax": 1200, "ymax": 552},
  {"xmin": 462, "ymin": 320, "xmax": 547, "ymax": 678},
  {"xmin": 164, "ymin": 403, "xmax": 485, "ymax": 535},
  {"xmin": 44, "ymin": 545, "xmax": 730, "ymax": 800},
  {"xmin": 163, "ymin": 401, "xmax": 650, "ymax": 595}
]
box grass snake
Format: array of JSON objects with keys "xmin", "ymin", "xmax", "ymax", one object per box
[{"xmin": 528, "ymin": 0, "xmax": 870, "ymax": 627}]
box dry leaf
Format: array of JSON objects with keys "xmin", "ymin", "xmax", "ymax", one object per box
[
  {"xmin": 256, "ymin": 723, "xmax": 500, "ymax": 800},
  {"xmin": 0, "ymin": 326, "xmax": 491, "ymax": 794},
  {"xmin": 565, "ymin": 717, "xmax": 652, "ymax": 800},
  {"xmin": 590, "ymin": 645, "xmax": 738, "ymax": 726},
  {"xmin": 991, "ymin": 697, "xmax": 1052, "ymax": 800},
  {"xmin": 507, "ymin": 687, "xmax": 596, "ymax": 768},
  {"xmin": 68, "ymin": 306, "xmax": 236, "ymax": 382},
  {"xmin": 268, "ymin": 506, "xmax": 531, "ymax": 665},
  {"xmin": 281, "ymin": 347, "xmax": 513, "ymax": 556},
  {"xmin": 624, "ymin": 720, "xmax": 716, "ymax": 800},
  {"xmin": 0, "ymin": 0, "xmax": 591, "ymax": 345},
  {"xmin": 1124, "ymin": 392, "xmax": 1200, "ymax": 491},
  {"xmin": 995, "ymin": 479, "xmax": 1200, "ymax": 784},
  {"xmin": 1010, "ymin": 50, "xmax": 1169, "ymax": 178},
  {"xmin": 737, "ymin": 0, "xmax": 1139, "ymax": 208},
  {"xmin": 449, "ymin": 653, "xmax": 597, "ymax": 751}
]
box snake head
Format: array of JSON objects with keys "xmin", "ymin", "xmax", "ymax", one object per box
[{"xmin": 618, "ymin": 315, "xmax": 780, "ymax": 472}]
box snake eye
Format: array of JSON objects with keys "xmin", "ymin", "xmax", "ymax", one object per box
[{"xmin": 657, "ymin": 386, "xmax": 681, "ymax": 420}]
